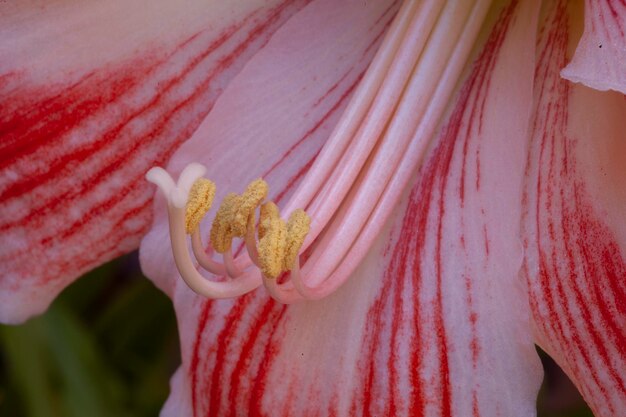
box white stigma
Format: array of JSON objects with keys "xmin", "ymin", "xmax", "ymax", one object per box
[
  {"xmin": 177, "ymin": 162, "xmax": 207, "ymax": 195},
  {"xmin": 146, "ymin": 167, "xmax": 176, "ymax": 199},
  {"xmin": 146, "ymin": 163, "xmax": 207, "ymax": 208}
]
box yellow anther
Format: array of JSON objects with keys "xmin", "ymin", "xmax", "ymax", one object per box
[
  {"xmin": 257, "ymin": 211, "xmax": 287, "ymax": 279},
  {"xmin": 231, "ymin": 178, "xmax": 268, "ymax": 237},
  {"xmin": 185, "ymin": 178, "xmax": 216, "ymax": 234},
  {"xmin": 210, "ymin": 193, "xmax": 240, "ymax": 253},
  {"xmin": 283, "ymin": 209, "xmax": 310, "ymax": 270},
  {"xmin": 258, "ymin": 202, "xmax": 280, "ymax": 240}
]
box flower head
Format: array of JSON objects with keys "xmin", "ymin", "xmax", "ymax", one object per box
[{"xmin": 1, "ymin": 0, "xmax": 626, "ymax": 416}]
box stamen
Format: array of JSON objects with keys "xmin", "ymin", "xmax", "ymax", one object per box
[
  {"xmin": 245, "ymin": 213, "xmax": 260, "ymax": 266},
  {"xmin": 283, "ymin": 209, "xmax": 310, "ymax": 270},
  {"xmin": 191, "ymin": 231, "xmax": 227, "ymax": 276},
  {"xmin": 231, "ymin": 178, "xmax": 268, "ymax": 237},
  {"xmin": 262, "ymin": 260, "xmax": 302, "ymax": 304},
  {"xmin": 185, "ymin": 178, "xmax": 216, "ymax": 234},
  {"xmin": 259, "ymin": 202, "xmax": 280, "ymax": 240},
  {"xmin": 223, "ymin": 249, "xmax": 243, "ymax": 278},
  {"xmin": 257, "ymin": 210, "xmax": 287, "ymax": 279},
  {"xmin": 210, "ymin": 193, "xmax": 240, "ymax": 253}
]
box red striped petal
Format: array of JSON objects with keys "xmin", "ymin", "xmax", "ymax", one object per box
[
  {"xmin": 561, "ymin": 0, "xmax": 626, "ymax": 94},
  {"xmin": 350, "ymin": 1, "xmax": 543, "ymax": 415},
  {"xmin": 523, "ymin": 2, "xmax": 626, "ymax": 416},
  {"xmin": 147, "ymin": 1, "xmax": 545, "ymax": 415},
  {"xmin": 0, "ymin": 0, "xmax": 311, "ymax": 323}
]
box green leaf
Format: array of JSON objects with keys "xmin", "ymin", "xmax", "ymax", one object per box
[
  {"xmin": 0, "ymin": 254, "xmax": 178, "ymax": 417},
  {"xmin": 40, "ymin": 306, "xmax": 128, "ymax": 417},
  {"xmin": 0, "ymin": 322, "xmax": 56, "ymax": 417}
]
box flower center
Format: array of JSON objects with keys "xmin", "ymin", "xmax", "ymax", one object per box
[
  {"xmin": 147, "ymin": 0, "xmax": 490, "ymax": 303},
  {"xmin": 147, "ymin": 166, "xmax": 311, "ymax": 299}
]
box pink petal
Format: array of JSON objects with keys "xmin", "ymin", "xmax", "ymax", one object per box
[
  {"xmin": 523, "ymin": 2, "xmax": 626, "ymax": 415},
  {"xmin": 560, "ymin": 0, "xmax": 626, "ymax": 94},
  {"xmin": 0, "ymin": 0, "xmax": 311, "ymax": 323},
  {"xmin": 144, "ymin": 1, "xmax": 545, "ymax": 415}
]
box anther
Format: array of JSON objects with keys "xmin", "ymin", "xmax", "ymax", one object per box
[
  {"xmin": 283, "ymin": 209, "xmax": 310, "ymax": 270},
  {"xmin": 231, "ymin": 179, "xmax": 268, "ymax": 237},
  {"xmin": 257, "ymin": 211, "xmax": 287, "ymax": 279},
  {"xmin": 245, "ymin": 210, "xmax": 260, "ymax": 266},
  {"xmin": 185, "ymin": 178, "xmax": 216, "ymax": 234},
  {"xmin": 259, "ymin": 202, "xmax": 280, "ymax": 240},
  {"xmin": 210, "ymin": 193, "xmax": 240, "ymax": 253}
]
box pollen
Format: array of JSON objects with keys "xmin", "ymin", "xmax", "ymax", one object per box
[
  {"xmin": 283, "ymin": 209, "xmax": 310, "ymax": 270},
  {"xmin": 210, "ymin": 193, "xmax": 240, "ymax": 253},
  {"xmin": 257, "ymin": 210, "xmax": 287, "ymax": 279},
  {"xmin": 259, "ymin": 202, "xmax": 280, "ymax": 240},
  {"xmin": 231, "ymin": 178, "xmax": 268, "ymax": 237},
  {"xmin": 185, "ymin": 178, "xmax": 216, "ymax": 234}
]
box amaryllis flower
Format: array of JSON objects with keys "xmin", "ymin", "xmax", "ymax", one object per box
[{"xmin": 1, "ymin": 0, "xmax": 625, "ymax": 416}]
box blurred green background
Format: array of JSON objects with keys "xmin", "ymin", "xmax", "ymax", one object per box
[
  {"xmin": 0, "ymin": 253, "xmax": 594, "ymax": 417},
  {"xmin": 0, "ymin": 254, "xmax": 179, "ymax": 417}
]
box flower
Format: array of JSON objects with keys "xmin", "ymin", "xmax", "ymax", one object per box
[{"xmin": 1, "ymin": 0, "xmax": 625, "ymax": 416}]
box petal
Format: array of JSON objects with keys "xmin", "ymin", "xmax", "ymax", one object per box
[
  {"xmin": 560, "ymin": 0, "xmax": 626, "ymax": 94},
  {"xmin": 523, "ymin": 2, "xmax": 626, "ymax": 415},
  {"xmin": 139, "ymin": 0, "xmax": 399, "ymax": 295},
  {"xmin": 146, "ymin": 0, "xmax": 544, "ymax": 415},
  {"xmin": 0, "ymin": 0, "xmax": 310, "ymax": 323}
]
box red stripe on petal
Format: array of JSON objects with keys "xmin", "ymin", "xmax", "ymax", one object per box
[
  {"xmin": 353, "ymin": 3, "xmax": 541, "ymax": 417},
  {"xmin": 523, "ymin": 2, "xmax": 626, "ymax": 415},
  {"xmin": 190, "ymin": 301, "xmax": 214, "ymax": 417}
]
